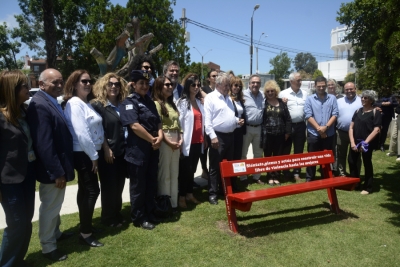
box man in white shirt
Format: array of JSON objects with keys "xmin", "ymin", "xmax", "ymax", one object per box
[
  {"xmin": 278, "ymin": 72, "xmax": 308, "ymax": 181},
  {"xmin": 240, "ymin": 74, "xmax": 265, "ymax": 185},
  {"xmin": 336, "ymin": 82, "xmax": 362, "ymax": 176},
  {"xmin": 163, "ymin": 60, "xmax": 183, "ymax": 103},
  {"xmin": 204, "ymin": 74, "xmax": 244, "ymax": 205}
]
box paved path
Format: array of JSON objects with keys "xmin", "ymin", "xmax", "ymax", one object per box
[{"xmin": 0, "ymin": 147, "xmax": 254, "ymax": 229}]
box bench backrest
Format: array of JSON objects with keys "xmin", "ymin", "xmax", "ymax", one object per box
[{"xmin": 220, "ymin": 150, "xmax": 334, "ymax": 179}]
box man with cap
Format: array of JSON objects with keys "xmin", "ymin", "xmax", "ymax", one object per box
[{"xmin": 120, "ymin": 70, "xmax": 163, "ymax": 230}]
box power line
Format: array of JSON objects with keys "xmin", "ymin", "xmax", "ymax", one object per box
[{"xmin": 186, "ymin": 19, "xmax": 336, "ymax": 60}]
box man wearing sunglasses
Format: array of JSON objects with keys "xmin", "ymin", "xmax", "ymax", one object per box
[{"xmin": 163, "ymin": 60, "xmax": 183, "ymax": 103}]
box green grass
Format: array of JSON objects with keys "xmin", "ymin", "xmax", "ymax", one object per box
[{"xmin": 5, "ymin": 145, "xmax": 400, "ymax": 266}]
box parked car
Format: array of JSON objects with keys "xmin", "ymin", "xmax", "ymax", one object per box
[{"xmin": 25, "ymin": 88, "xmax": 40, "ymax": 105}]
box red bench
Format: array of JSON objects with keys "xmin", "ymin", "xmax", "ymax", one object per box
[{"xmin": 220, "ymin": 150, "xmax": 360, "ymax": 233}]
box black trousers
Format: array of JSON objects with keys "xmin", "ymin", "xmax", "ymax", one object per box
[
  {"xmin": 264, "ymin": 134, "xmax": 285, "ymax": 178},
  {"xmin": 233, "ymin": 128, "xmax": 244, "ymax": 161},
  {"xmin": 282, "ymin": 121, "xmax": 306, "ymax": 175},
  {"xmin": 380, "ymin": 114, "xmax": 392, "ymax": 147},
  {"xmin": 178, "ymin": 143, "xmax": 202, "ymax": 196},
  {"xmin": 200, "ymin": 135, "xmax": 210, "ymax": 171},
  {"xmin": 208, "ymin": 132, "xmax": 234, "ymax": 197},
  {"xmin": 74, "ymin": 151, "xmax": 100, "ymax": 234},
  {"xmin": 305, "ymin": 133, "xmax": 334, "ymax": 181},
  {"xmin": 127, "ymin": 150, "xmax": 158, "ymax": 224},
  {"xmin": 348, "ymin": 148, "xmax": 374, "ymax": 193},
  {"xmin": 98, "ymin": 149, "xmax": 127, "ymax": 225}
]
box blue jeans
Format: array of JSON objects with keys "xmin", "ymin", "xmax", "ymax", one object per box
[{"xmin": 0, "ymin": 162, "xmax": 36, "ymax": 267}]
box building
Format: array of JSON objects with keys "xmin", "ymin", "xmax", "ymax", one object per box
[{"xmin": 318, "ymin": 26, "xmax": 356, "ymax": 82}]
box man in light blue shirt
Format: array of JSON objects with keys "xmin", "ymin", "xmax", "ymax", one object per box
[
  {"xmin": 304, "ymin": 76, "xmax": 338, "ymax": 181},
  {"xmin": 336, "ymin": 82, "xmax": 362, "ymax": 176},
  {"xmin": 240, "ymin": 74, "xmax": 265, "ymax": 185}
]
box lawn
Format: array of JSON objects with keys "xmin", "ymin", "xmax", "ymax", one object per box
[{"xmin": 4, "ymin": 147, "xmax": 400, "ymax": 266}]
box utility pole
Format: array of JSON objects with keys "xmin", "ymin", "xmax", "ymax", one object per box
[
  {"xmin": 193, "ymin": 47, "xmax": 212, "ymax": 86},
  {"xmin": 250, "ymin": 4, "xmax": 260, "ymax": 75}
]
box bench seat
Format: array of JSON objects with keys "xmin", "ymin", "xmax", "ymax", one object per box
[{"xmin": 228, "ymin": 177, "xmax": 359, "ymax": 204}]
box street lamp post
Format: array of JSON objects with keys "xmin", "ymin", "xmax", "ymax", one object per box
[
  {"xmin": 256, "ymin": 33, "xmax": 267, "ymax": 74},
  {"xmin": 193, "ymin": 47, "xmax": 212, "ymax": 86},
  {"xmin": 250, "ymin": 4, "xmax": 260, "ymax": 75}
]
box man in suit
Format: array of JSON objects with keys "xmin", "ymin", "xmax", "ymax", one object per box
[
  {"xmin": 27, "ymin": 68, "xmax": 75, "ymax": 262},
  {"xmin": 163, "ymin": 60, "xmax": 183, "ymax": 103}
]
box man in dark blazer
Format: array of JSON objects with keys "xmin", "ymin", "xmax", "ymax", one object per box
[{"xmin": 27, "ymin": 68, "xmax": 74, "ymax": 262}]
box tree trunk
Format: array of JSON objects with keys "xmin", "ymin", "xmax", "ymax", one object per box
[{"xmin": 42, "ymin": 0, "xmax": 57, "ymax": 68}]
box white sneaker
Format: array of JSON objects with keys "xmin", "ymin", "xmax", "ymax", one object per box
[
  {"xmin": 387, "ymin": 152, "xmax": 396, "ymax": 156},
  {"xmin": 360, "ymin": 190, "xmax": 369, "ymax": 195},
  {"xmin": 396, "ymin": 157, "xmax": 400, "ymax": 162}
]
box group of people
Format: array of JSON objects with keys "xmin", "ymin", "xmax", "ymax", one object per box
[{"xmin": 0, "ymin": 62, "xmax": 385, "ymax": 266}]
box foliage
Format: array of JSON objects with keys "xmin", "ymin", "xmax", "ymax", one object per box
[
  {"xmin": 312, "ymin": 69, "xmax": 324, "ymax": 80},
  {"xmin": 269, "ymin": 52, "xmax": 292, "ymax": 89},
  {"xmin": 298, "ymin": 69, "xmax": 312, "ymax": 80},
  {"xmin": 344, "ymin": 72, "xmax": 356, "ymax": 84},
  {"xmin": 0, "ymin": 23, "xmax": 22, "ymax": 70},
  {"xmin": 181, "ymin": 62, "xmax": 210, "ymax": 85},
  {"xmin": 294, "ymin": 52, "xmax": 318, "ymax": 74},
  {"xmin": 337, "ymin": 0, "xmax": 400, "ymax": 94}
]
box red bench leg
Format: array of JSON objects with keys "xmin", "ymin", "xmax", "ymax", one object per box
[
  {"xmin": 224, "ymin": 196, "xmax": 239, "ymax": 233},
  {"xmin": 326, "ymin": 188, "xmax": 340, "ymax": 214}
]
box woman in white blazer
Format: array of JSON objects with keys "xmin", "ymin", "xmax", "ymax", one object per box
[{"xmin": 176, "ymin": 74, "xmax": 207, "ymax": 208}]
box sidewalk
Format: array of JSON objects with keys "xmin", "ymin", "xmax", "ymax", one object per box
[{"xmin": 0, "ymin": 147, "xmax": 254, "ymax": 229}]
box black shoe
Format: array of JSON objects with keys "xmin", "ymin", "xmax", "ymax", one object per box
[
  {"xmin": 91, "ymin": 226, "xmax": 104, "ymax": 233},
  {"xmin": 43, "ymin": 249, "xmax": 67, "ymax": 261},
  {"xmin": 56, "ymin": 231, "xmax": 74, "ymax": 242},
  {"xmin": 148, "ymin": 215, "xmax": 162, "ymax": 224},
  {"xmin": 209, "ymin": 196, "xmax": 218, "ymax": 205},
  {"xmin": 134, "ymin": 221, "xmax": 155, "ymax": 230},
  {"xmin": 79, "ymin": 235, "xmax": 104, "ymax": 247}
]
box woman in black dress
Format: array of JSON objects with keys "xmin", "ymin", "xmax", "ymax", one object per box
[{"xmin": 349, "ymin": 90, "xmax": 382, "ymax": 195}]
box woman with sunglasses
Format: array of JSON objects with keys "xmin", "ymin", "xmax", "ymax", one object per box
[
  {"xmin": 229, "ymin": 76, "xmax": 247, "ymax": 162},
  {"xmin": 260, "ymin": 80, "xmax": 292, "ymax": 186},
  {"xmin": 0, "ymin": 70, "xmax": 36, "ymax": 267},
  {"xmin": 152, "ymin": 76, "xmax": 182, "ymax": 212},
  {"xmin": 64, "ymin": 70, "xmax": 104, "ymax": 247},
  {"xmin": 349, "ymin": 90, "xmax": 382, "ymax": 195},
  {"xmin": 131, "ymin": 54, "xmax": 156, "ymax": 96},
  {"xmin": 91, "ymin": 73, "xmax": 128, "ymax": 228},
  {"xmin": 176, "ymin": 74, "xmax": 205, "ymax": 208},
  {"xmin": 120, "ymin": 70, "xmax": 163, "ymax": 230}
]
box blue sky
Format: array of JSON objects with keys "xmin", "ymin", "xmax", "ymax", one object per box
[{"xmin": 1, "ymin": 0, "xmax": 352, "ymax": 76}]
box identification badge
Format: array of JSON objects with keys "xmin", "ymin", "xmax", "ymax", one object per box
[
  {"xmin": 28, "ymin": 150, "xmax": 36, "ymax": 162},
  {"xmin": 126, "ymin": 104, "xmax": 133, "ymax": 110}
]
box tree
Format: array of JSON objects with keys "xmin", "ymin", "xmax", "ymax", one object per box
[
  {"xmin": 337, "ymin": 0, "xmax": 400, "ymax": 93},
  {"xmin": 0, "ymin": 23, "xmax": 21, "ymax": 70},
  {"xmin": 14, "ymin": 0, "xmax": 188, "ymax": 78},
  {"xmin": 269, "ymin": 52, "xmax": 292, "ymax": 89},
  {"xmin": 344, "ymin": 72, "xmax": 355, "ymax": 84},
  {"xmin": 294, "ymin": 52, "xmax": 317, "ymax": 74},
  {"xmin": 312, "ymin": 69, "xmax": 324, "ymax": 80},
  {"xmin": 180, "ymin": 62, "xmax": 209, "ymax": 84},
  {"xmin": 298, "ymin": 70, "xmax": 312, "ymax": 80}
]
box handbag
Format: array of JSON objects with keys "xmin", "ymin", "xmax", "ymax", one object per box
[{"xmin": 154, "ymin": 195, "xmax": 173, "ymax": 218}]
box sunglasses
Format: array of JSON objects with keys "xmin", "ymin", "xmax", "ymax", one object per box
[
  {"xmin": 265, "ymin": 90, "xmax": 275, "ymax": 93},
  {"xmin": 142, "ymin": 66, "xmax": 151, "ymax": 70},
  {"xmin": 108, "ymin": 82, "xmax": 121, "ymax": 88},
  {"xmin": 81, "ymin": 79, "xmax": 93, "ymax": 85},
  {"xmin": 164, "ymin": 83, "xmax": 173, "ymax": 87},
  {"xmin": 191, "ymin": 83, "xmax": 201, "ymax": 87},
  {"xmin": 233, "ymin": 84, "xmax": 242, "ymax": 89}
]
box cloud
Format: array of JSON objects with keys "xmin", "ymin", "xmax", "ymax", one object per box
[{"xmin": 0, "ymin": 14, "xmax": 18, "ymax": 28}]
